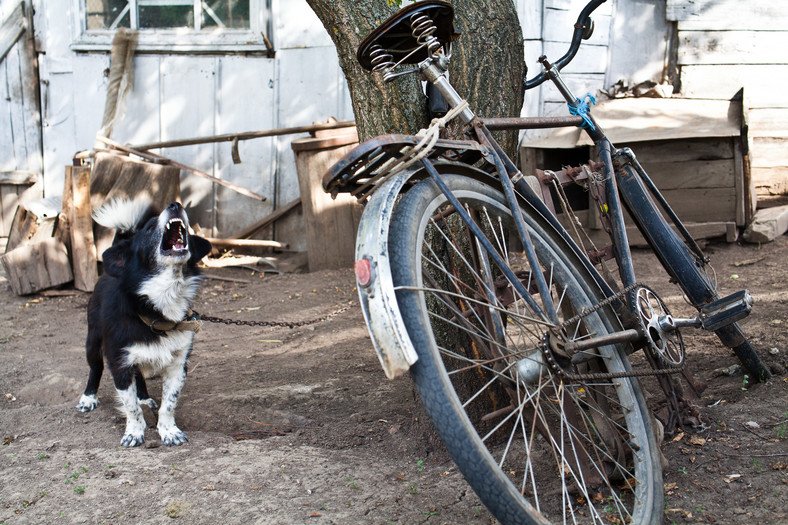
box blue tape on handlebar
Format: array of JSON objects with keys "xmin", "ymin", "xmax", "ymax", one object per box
[{"xmin": 568, "ymin": 93, "xmax": 596, "ymax": 130}]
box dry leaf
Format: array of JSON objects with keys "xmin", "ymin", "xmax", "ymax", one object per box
[{"xmin": 689, "ymin": 435, "xmax": 707, "ymax": 446}]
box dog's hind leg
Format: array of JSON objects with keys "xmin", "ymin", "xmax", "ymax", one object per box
[
  {"xmin": 135, "ymin": 369, "xmax": 159, "ymax": 410},
  {"xmin": 76, "ymin": 329, "xmax": 103, "ymax": 412},
  {"xmin": 114, "ymin": 371, "xmax": 146, "ymax": 447}
]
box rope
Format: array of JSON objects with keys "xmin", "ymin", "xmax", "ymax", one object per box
[
  {"xmin": 353, "ymin": 99, "xmax": 471, "ymax": 198},
  {"xmin": 568, "ymin": 93, "xmax": 596, "ymax": 130}
]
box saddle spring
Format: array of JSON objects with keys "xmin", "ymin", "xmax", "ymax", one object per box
[
  {"xmin": 369, "ymin": 44, "xmax": 395, "ymax": 73},
  {"xmin": 410, "ymin": 13, "xmax": 441, "ymax": 57}
]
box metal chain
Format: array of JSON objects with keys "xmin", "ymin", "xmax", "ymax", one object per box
[
  {"xmin": 194, "ymin": 302, "xmax": 354, "ymax": 330},
  {"xmin": 545, "ymin": 283, "xmax": 686, "ymax": 381},
  {"xmin": 559, "ymin": 282, "xmax": 643, "ymax": 331}
]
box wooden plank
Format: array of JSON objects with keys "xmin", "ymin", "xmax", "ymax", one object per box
[
  {"xmin": 64, "ymin": 166, "xmax": 98, "ymax": 292},
  {"xmin": 5, "ymin": 199, "xmax": 58, "ymax": 252},
  {"xmin": 733, "ymin": 138, "xmax": 747, "ymax": 226},
  {"xmin": 668, "ymin": 0, "xmax": 788, "ymax": 30},
  {"xmin": 661, "ymin": 187, "xmax": 737, "ymax": 223},
  {"xmin": 515, "ymin": 0, "xmax": 542, "ymax": 41},
  {"xmin": 0, "ymin": 238, "xmax": 73, "ymax": 295},
  {"xmin": 543, "ymin": 41, "xmax": 607, "ymax": 74},
  {"xmin": 574, "ymin": 98, "xmax": 740, "ymax": 145},
  {"xmin": 0, "ymin": 170, "xmax": 37, "ymax": 184},
  {"xmin": 750, "ymin": 138, "xmax": 788, "ymax": 168},
  {"xmin": 680, "ymin": 65, "xmax": 788, "ymax": 106},
  {"xmin": 637, "ymin": 158, "xmax": 735, "ymax": 190},
  {"xmin": 0, "ymin": 2, "xmax": 25, "ymax": 63},
  {"xmin": 747, "ymin": 109, "xmax": 788, "ymax": 139},
  {"xmin": 212, "ymin": 54, "xmax": 277, "ymax": 237},
  {"xmin": 751, "ymin": 167, "xmax": 788, "ymax": 196},
  {"xmin": 677, "ymin": 30, "xmax": 787, "ymax": 66},
  {"xmin": 293, "ymin": 139, "xmax": 362, "ymax": 271},
  {"xmin": 229, "ymin": 198, "xmax": 301, "ymax": 240},
  {"xmin": 623, "ymin": 138, "xmax": 733, "ymax": 164},
  {"xmin": 0, "ymin": 184, "xmax": 20, "ymax": 236},
  {"xmin": 542, "ymin": 8, "xmax": 610, "ymax": 46}
]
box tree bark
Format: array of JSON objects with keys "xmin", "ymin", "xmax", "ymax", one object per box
[{"xmin": 306, "ymin": 0, "xmax": 524, "ymax": 158}]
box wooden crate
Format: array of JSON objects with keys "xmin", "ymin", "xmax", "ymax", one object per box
[
  {"xmin": 291, "ymin": 129, "xmax": 362, "ymax": 272},
  {"xmin": 520, "ymin": 97, "xmax": 750, "ymax": 243}
]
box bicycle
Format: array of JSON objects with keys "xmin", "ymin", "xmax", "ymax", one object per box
[{"xmin": 323, "ymin": 1, "xmax": 770, "ymax": 523}]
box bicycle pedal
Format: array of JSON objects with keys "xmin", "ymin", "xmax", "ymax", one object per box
[{"xmin": 699, "ymin": 290, "xmax": 753, "ymax": 331}]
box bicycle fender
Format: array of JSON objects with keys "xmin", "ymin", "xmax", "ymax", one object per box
[{"xmin": 355, "ymin": 170, "xmax": 420, "ymax": 379}]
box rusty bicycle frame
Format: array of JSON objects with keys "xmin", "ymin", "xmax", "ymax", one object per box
[{"xmin": 322, "ymin": 0, "xmax": 772, "ymax": 522}]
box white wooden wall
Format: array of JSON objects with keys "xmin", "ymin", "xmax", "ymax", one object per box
[
  {"xmin": 29, "ymin": 0, "xmax": 352, "ymax": 248},
  {"xmin": 667, "ymin": 0, "xmax": 788, "ymax": 196},
  {"xmin": 16, "ymin": 0, "xmax": 757, "ymax": 247},
  {"xmin": 520, "ymin": 0, "xmax": 670, "ymax": 143},
  {"xmin": 0, "ymin": 0, "xmax": 43, "ymax": 236}
]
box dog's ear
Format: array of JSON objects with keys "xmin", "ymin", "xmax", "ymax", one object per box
[
  {"xmin": 188, "ymin": 235, "xmax": 212, "ymax": 265},
  {"xmin": 102, "ymin": 240, "xmax": 131, "ymax": 277}
]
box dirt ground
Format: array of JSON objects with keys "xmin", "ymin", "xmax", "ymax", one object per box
[{"xmin": 1, "ymin": 235, "xmax": 787, "ymax": 524}]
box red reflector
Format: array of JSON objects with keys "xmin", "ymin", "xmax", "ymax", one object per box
[{"xmin": 355, "ymin": 258, "xmax": 372, "ymax": 287}]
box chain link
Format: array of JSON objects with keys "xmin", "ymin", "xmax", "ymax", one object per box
[{"xmin": 194, "ymin": 302, "xmax": 354, "ymax": 330}]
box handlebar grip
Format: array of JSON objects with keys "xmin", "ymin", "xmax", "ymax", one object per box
[{"xmin": 524, "ymin": 0, "xmax": 608, "ymax": 91}]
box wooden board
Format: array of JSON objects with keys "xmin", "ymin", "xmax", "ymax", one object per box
[
  {"xmin": 0, "ymin": 237, "xmax": 73, "ymax": 295},
  {"xmin": 292, "ymin": 136, "xmax": 361, "ymax": 272},
  {"xmin": 667, "ymin": 0, "xmax": 787, "ymax": 31},
  {"xmin": 5, "ymin": 197, "xmax": 59, "ymax": 252},
  {"xmin": 680, "ymin": 65, "xmax": 788, "ymax": 107},
  {"xmin": 63, "ymin": 165, "xmax": 98, "ymax": 292},
  {"xmin": 677, "ymin": 31, "xmax": 787, "ymax": 66}
]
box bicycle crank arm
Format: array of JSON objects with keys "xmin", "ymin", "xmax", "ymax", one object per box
[{"xmin": 632, "ymin": 289, "xmax": 753, "ymax": 335}]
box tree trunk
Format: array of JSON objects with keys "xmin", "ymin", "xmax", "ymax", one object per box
[{"xmin": 306, "ymin": 0, "xmax": 524, "ymax": 158}]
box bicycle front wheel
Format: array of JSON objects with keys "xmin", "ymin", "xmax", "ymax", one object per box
[{"xmin": 389, "ymin": 174, "xmax": 663, "ymax": 524}]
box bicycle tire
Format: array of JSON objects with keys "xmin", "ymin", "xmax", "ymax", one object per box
[{"xmin": 389, "ymin": 174, "xmax": 663, "ymax": 524}]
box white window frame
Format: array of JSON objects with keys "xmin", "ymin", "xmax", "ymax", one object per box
[{"xmin": 72, "ymin": 0, "xmax": 274, "ymax": 53}]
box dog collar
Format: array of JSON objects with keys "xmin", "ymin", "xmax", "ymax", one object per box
[{"xmin": 139, "ymin": 310, "xmax": 202, "ymax": 334}]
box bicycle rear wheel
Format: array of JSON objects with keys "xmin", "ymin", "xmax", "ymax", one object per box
[{"xmin": 389, "ymin": 174, "xmax": 663, "ymax": 524}]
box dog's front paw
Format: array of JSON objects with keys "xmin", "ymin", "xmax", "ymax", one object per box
[
  {"xmin": 76, "ymin": 394, "xmax": 98, "ymax": 412},
  {"xmin": 159, "ymin": 425, "xmax": 188, "ymax": 446},
  {"xmin": 120, "ymin": 432, "xmax": 145, "ymax": 448}
]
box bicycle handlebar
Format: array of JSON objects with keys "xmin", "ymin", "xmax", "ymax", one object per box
[{"xmin": 524, "ymin": 0, "xmax": 608, "ymax": 91}]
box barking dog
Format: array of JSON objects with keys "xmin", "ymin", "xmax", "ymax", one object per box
[{"xmin": 76, "ymin": 199, "xmax": 211, "ymax": 447}]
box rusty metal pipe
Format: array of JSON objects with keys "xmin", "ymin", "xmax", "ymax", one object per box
[{"xmin": 480, "ymin": 116, "xmax": 585, "ymax": 130}]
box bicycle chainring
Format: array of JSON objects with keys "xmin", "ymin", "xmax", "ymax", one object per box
[{"xmin": 633, "ymin": 286, "xmax": 685, "ymax": 368}]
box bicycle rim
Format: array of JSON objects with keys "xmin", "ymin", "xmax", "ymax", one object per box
[{"xmin": 389, "ymin": 175, "xmax": 663, "ymax": 524}]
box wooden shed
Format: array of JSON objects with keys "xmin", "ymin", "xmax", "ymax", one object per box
[{"xmin": 521, "ymin": 96, "xmax": 750, "ymax": 243}]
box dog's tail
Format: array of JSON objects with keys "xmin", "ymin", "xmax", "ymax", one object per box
[{"xmin": 92, "ymin": 197, "xmax": 155, "ymax": 235}]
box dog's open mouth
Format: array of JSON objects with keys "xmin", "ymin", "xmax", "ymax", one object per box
[{"xmin": 161, "ymin": 218, "xmax": 188, "ymax": 255}]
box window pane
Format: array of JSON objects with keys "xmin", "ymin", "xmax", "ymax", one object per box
[
  {"xmin": 139, "ymin": 5, "xmax": 193, "ymax": 29},
  {"xmin": 85, "ymin": 0, "xmax": 131, "ymax": 30},
  {"xmin": 202, "ymin": 1, "xmax": 250, "ymax": 29}
]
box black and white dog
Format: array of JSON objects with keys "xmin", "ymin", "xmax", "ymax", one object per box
[{"xmin": 76, "ymin": 198, "xmax": 211, "ymax": 447}]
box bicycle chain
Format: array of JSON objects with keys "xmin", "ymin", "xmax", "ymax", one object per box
[
  {"xmin": 194, "ymin": 302, "xmax": 354, "ymax": 330},
  {"xmin": 542, "ymin": 283, "xmax": 686, "ymax": 382}
]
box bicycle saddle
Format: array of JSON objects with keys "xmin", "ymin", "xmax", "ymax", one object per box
[{"xmin": 356, "ymin": 0, "xmax": 459, "ymax": 71}]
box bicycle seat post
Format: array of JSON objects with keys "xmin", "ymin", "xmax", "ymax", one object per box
[{"xmin": 420, "ymin": 60, "xmax": 475, "ymax": 124}]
